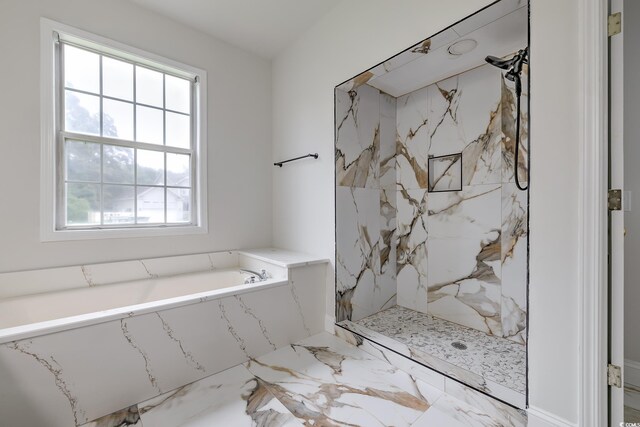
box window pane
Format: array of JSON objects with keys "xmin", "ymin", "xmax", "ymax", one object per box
[
  {"xmin": 167, "ymin": 188, "xmax": 191, "ymax": 223},
  {"xmin": 136, "ymin": 66, "xmax": 163, "ymax": 107},
  {"xmin": 137, "ymin": 186, "xmax": 165, "ymax": 223},
  {"xmin": 103, "ymin": 145, "xmax": 134, "ymax": 184},
  {"xmin": 137, "ymin": 149, "xmax": 164, "ymax": 185},
  {"xmin": 67, "ymin": 182, "xmax": 100, "ymax": 226},
  {"xmin": 136, "ymin": 106, "xmax": 163, "ymax": 144},
  {"xmin": 165, "ymin": 112, "xmax": 190, "ymax": 149},
  {"xmin": 66, "ymin": 140, "xmax": 101, "ymax": 182},
  {"xmin": 65, "ymin": 90, "xmax": 100, "ymax": 136},
  {"xmin": 166, "ymin": 153, "xmax": 190, "ymax": 186},
  {"xmin": 165, "ymin": 75, "xmax": 190, "ymax": 113},
  {"xmin": 103, "ymin": 185, "xmax": 135, "ymax": 224},
  {"xmin": 64, "ymin": 45, "xmax": 99, "ymax": 93},
  {"xmin": 103, "ymin": 57, "xmax": 133, "ymax": 101},
  {"xmin": 103, "ymin": 99, "xmax": 133, "ymax": 140}
]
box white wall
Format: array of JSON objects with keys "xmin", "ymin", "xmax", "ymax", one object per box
[
  {"xmin": 272, "ymin": 0, "xmax": 581, "ymax": 424},
  {"xmin": 624, "ymin": 0, "xmax": 640, "ymax": 365},
  {"xmin": 0, "ymin": 0, "xmax": 272, "ymax": 272}
]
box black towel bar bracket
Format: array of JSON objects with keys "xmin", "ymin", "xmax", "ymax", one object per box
[{"xmin": 274, "ymin": 153, "xmax": 319, "ymax": 167}]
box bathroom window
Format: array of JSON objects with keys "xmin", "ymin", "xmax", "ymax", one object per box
[{"xmin": 40, "ymin": 19, "xmax": 208, "ymax": 240}]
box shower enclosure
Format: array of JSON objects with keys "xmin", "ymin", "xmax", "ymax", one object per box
[{"xmin": 334, "ymin": 0, "xmax": 529, "ymax": 409}]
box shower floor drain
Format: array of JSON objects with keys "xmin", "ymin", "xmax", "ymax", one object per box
[{"xmin": 451, "ymin": 341, "xmax": 467, "ymax": 350}]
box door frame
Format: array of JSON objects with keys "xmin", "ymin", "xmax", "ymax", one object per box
[{"xmin": 579, "ymin": 0, "xmax": 609, "ymax": 425}]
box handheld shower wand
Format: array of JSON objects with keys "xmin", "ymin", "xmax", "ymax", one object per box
[{"xmin": 485, "ymin": 47, "xmax": 528, "ymax": 191}]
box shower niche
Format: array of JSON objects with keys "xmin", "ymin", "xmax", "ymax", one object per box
[{"xmin": 334, "ymin": 0, "xmax": 529, "ymax": 409}]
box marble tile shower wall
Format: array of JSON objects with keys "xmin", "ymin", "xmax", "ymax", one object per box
[
  {"xmin": 336, "ymin": 84, "xmax": 398, "ymax": 323},
  {"xmin": 336, "ymin": 64, "xmax": 528, "ymax": 344}
]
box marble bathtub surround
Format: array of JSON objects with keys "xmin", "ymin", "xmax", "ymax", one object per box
[{"xmin": 0, "ymin": 252, "xmax": 327, "ymax": 427}]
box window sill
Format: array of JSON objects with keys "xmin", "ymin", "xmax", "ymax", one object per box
[{"xmin": 40, "ymin": 224, "xmax": 207, "ymax": 242}]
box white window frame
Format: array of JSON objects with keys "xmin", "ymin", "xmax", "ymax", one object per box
[{"xmin": 40, "ymin": 18, "xmax": 208, "ymax": 241}]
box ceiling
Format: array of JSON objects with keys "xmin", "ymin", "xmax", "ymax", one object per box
[
  {"xmin": 334, "ymin": 0, "xmax": 528, "ymax": 98},
  {"xmin": 367, "ymin": 5, "xmax": 527, "ymax": 97},
  {"xmin": 130, "ymin": 0, "xmax": 341, "ymax": 59}
]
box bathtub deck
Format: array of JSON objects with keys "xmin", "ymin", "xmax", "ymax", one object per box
[
  {"xmin": 347, "ymin": 305, "xmax": 526, "ymax": 395},
  {"xmin": 82, "ymin": 332, "xmax": 524, "ymax": 427}
]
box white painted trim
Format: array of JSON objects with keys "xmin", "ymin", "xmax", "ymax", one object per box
[
  {"xmin": 39, "ymin": 18, "xmax": 208, "ymax": 241},
  {"xmin": 578, "ymin": 0, "xmax": 609, "ymax": 426},
  {"xmin": 626, "ymin": 359, "xmax": 640, "ymax": 386},
  {"xmin": 528, "ymin": 406, "xmax": 578, "ymax": 427}
]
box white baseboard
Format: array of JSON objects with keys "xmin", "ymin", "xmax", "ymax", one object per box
[
  {"xmin": 625, "ymin": 359, "xmax": 640, "ymax": 411},
  {"xmin": 527, "ymin": 407, "xmax": 577, "ymax": 427}
]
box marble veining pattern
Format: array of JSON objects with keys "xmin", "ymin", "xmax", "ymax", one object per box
[
  {"xmin": 335, "ymin": 85, "xmax": 380, "ymax": 188},
  {"xmin": 82, "ymin": 406, "xmax": 141, "ymax": 427},
  {"xmin": 0, "ymin": 252, "xmax": 326, "ymax": 427},
  {"xmin": 335, "ymin": 85, "xmax": 397, "ymax": 323},
  {"xmin": 155, "ymin": 312, "xmax": 206, "ymax": 373},
  {"xmin": 354, "ymin": 306, "xmax": 525, "ymax": 394},
  {"xmin": 396, "ymin": 188, "xmax": 428, "ymax": 314},
  {"xmin": 121, "ymin": 319, "xmax": 162, "ymax": 394},
  {"xmin": 88, "ymin": 332, "xmax": 511, "ymax": 427},
  {"xmin": 138, "ymin": 364, "xmax": 301, "ymax": 427},
  {"xmin": 396, "ymin": 87, "xmax": 429, "ymax": 190},
  {"xmin": 245, "ymin": 333, "xmax": 441, "ymax": 426},
  {"xmin": 336, "ymin": 63, "xmax": 529, "ymax": 341},
  {"xmin": 429, "ymin": 154, "xmax": 462, "ymax": 192},
  {"xmin": 8, "ymin": 340, "xmax": 87, "ymax": 426},
  {"xmin": 501, "ymin": 67, "xmax": 529, "ymax": 184}
]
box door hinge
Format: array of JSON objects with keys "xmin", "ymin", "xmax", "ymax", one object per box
[
  {"xmin": 609, "ymin": 189, "xmax": 622, "ymax": 211},
  {"xmin": 608, "ymin": 12, "xmax": 622, "ymax": 36},
  {"xmin": 608, "ymin": 364, "xmax": 622, "ymax": 388}
]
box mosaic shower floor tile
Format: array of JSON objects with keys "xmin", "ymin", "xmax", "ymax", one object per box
[{"xmin": 352, "ymin": 305, "xmax": 526, "ymax": 394}]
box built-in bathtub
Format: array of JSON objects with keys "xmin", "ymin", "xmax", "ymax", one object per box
[
  {"xmin": 0, "ymin": 267, "xmax": 287, "ymax": 343},
  {"xmin": 0, "ymin": 248, "xmax": 327, "ymax": 427}
]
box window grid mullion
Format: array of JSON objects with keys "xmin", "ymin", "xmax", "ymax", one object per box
[
  {"xmin": 58, "ymin": 42, "xmax": 67, "ymax": 229},
  {"xmin": 189, "ymin": 79, "xmax": 196, "ymax": 224},
  {"xmin": 61, "ymin": 132, "xmax": 192, "ymax": 155},
  {"xmin": 133, "ymin": 62, "xmax": 137, "ymax": 143},
  {"xmin": 163, "ymin": 74, "xmax": 167, "ymax": 224},
  {"xmin": 59, "ymin": 40, "xmax": 196, "ymax": 83},
  {"xmin": 134, "ymin": 148, "xmax": 139, "ymax": 225},
  {"xmin": 99, "ymin": 55, "xmax": 104, "ymax": 226},
  {"xmin": 100, "ymin": 144, "xmax": 104, "ymax": 226},
  {"xmin": 57, "ymin": 42, "xmax": 198, "ymax": 231}
]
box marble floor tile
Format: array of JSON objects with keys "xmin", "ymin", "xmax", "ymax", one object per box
[
  {"xmin": 86, "ymin": 331, "xmax": 510, "ymax": 427},
  {"xmin": 245, "ymin": 332, "xmax": 442, "ymax": 427},
  {"xmin": 411, "ymin": 394, "xmax": 505, "ymax": 427},
  {"xmin": 82, "ymin": 405, "xmax": 142, "ymax": 427},
  {"xmin": 625, "ymin": 405, "xmax": 640, "ymax": 423},
  {"xmin": 354, "ymin": 306, "xmax": 526, "ymax": 394},
  {"xmin": 138, "ymin": 364, "xmax": 301, "ymax": 427}
]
